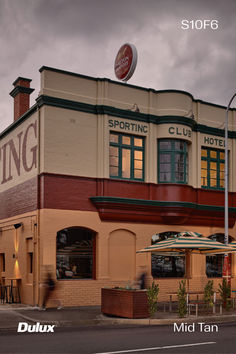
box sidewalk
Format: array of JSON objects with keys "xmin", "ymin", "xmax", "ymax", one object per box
[{"xmin": 1, "ymin": 303, "xmax": 236, "ymax": 330}]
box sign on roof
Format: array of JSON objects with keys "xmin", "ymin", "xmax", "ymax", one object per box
[{"xmin": 114, "ymin": 43, "xmax": 137, "ymax": 82}]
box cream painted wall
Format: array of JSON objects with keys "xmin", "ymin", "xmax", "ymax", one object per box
[
  {"xmin": 41, "ymin": 106, "xmax": 98, "ymax": 177},
  {"xmin": 108, "ymin": 229, "xmax": 136, "ymax": 281},
  {"xmin": 38, "ymin": 68, "xmax": 236, "ymax": 190},
  {"xmin": 39, "ymin": 70, "xmax": 98, "ymax": 106},
  {"xmin": 0, "ymin": 113, "xmax": 38, "ymax": 193}
]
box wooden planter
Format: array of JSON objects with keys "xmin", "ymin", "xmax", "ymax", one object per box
[{"xmin": 101, "ymin": 288, "xmax": 149, "ymax": 318}]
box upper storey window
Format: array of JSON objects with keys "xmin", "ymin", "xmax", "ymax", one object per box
[
  {"xmin": 109, "ymin": 132, "xmax": 145, "ymax": 181},
  {"xmin": 201, "ymin": 148, "xmax": 225, "ymax": 189},
  {"xmin": 158, "ymin": 139, "xmax": 188, "ymax": 184}
]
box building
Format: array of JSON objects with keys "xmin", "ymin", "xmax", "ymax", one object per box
[{"xmin": 0, "ymin": 66, "xmax": 236, "ymax": 306}]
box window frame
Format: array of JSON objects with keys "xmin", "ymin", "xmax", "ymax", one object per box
[
  {"xmin": 151, "ymin": 231, "xmax": 186, "ymax": 279},
  {"xmin": 206, "ymin": 234, "xmax": 233, "ymax": 278},
  {"xmin": 201, "ymin": 147, "xmax": 225, "ymax": 190},
  {"xmin": 158, "ymin": 139, "xmax": 188, "ymax": 184},
  {"xmin": 0, "ymin": 253, "xmax": 5, "ymax": 273},
  {"xmin": 56, "ymin": 227, "xmax": 96, "ymax": 280},
  {"xmin": 109, "ymin": 132, "xmax": 145, "ymax": 181}
]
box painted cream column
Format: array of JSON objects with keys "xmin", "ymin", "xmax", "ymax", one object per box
[{"xmin": 96, "ymin": 80, "xmax": 109, "ymax": 179}]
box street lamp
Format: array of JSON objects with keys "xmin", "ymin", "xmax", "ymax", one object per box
[{"xmin": 224, "ymin": 93, "xmax": 236, "ymax": 285}]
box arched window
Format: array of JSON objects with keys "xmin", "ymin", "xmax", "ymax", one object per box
[
  {"xmin": 151, "ymin": 231, "xmax": 185, "ymax": 278},
  {"xmin": 56, "ymin": 227, "xmax": 96, "ymax": 280},
  {"xmin": 206, "ymin": 233, "xmax": 233, "ymax": 278}
]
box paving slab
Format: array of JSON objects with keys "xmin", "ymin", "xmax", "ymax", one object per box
[{"xmin": 0, "ymin": 304, "xmax": 236, "ymax": 331}]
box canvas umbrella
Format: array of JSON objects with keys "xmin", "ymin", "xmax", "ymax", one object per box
[
  {"xmin": 138, "ymin": 231, "xmax": 236, "ymax": 255},
  {"xmin": 230, "ymin": 241, "xmax": 236, "ymax": 248},
  {"xmin": 137, "ymin": 231, "xmax": 236, "ymax": 291}
]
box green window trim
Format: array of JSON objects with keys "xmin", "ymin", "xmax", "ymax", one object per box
[
  {"xmin": 109, "ymin": 132, "xmax": 145, "ymax": 181},
  {"xmin": 201, "ymin": 147, "xmax": 225, "ymax": 190},
  {"xmin": 158, "ymin": 139, "xmax": 188, "ymax": 184}
]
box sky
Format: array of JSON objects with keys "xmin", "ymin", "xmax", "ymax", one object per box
[{"xmin": 0, "ymin": 0, "xmax": 235, "ymax": 132}]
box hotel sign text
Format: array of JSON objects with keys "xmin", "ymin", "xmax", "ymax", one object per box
[
  {"xmin": 203, "ymin": 136, "xmax": 225, "ymax": 147},
  {"xmin": 168, "ymin": 126, "xmax": 192, "ymax": 138},
  {"xmin": 108, "ymin": 119, "xmax": 148, "ymax": 134},
  {"xmin": 0, "ymin": 121, "xmax": 37, "ymax": 185}
]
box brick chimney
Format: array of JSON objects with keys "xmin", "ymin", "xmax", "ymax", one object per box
[{"xmin": 10, "ymin": 77, "xmax": 35, "ymax": 122}]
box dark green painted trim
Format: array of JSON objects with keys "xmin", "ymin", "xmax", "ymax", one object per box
[
  {"xmin": 109, "ymin": 132, "xmax": 145, "ymax": 181},
  {"xmin": 201, "ymin": 147, "xmax": 225, "ymax": 190},
  {"xmin": 0, "ymin": 104, "xmax": 38, "ymax": 139},
  {"xmin": 36, "ymin": 95, "xmax": 236, "ymax": 139},
  {"xmin": 1, "ymin": 93, "xmax": 235, "ymax": 142},
  {"xmin": 196, "ymin": 99, "xmax": 235, "ymax": 111},
  {"xmin": 158, "ymin": 139, "xmax": 188, "ymax": 184},
  {"xmin": 90, "ymin": 196, "xmax": 236, "ymax": 213}
]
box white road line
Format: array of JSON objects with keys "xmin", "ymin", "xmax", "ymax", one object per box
[{"xmin": 94, "ymin": 341, "xmax": 216, "ymax": 354}]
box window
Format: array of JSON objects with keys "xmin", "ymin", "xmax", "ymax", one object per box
[
  {"xmin": 201, "ymin": 148, "xmax": 225, "ymax": 189},
  {"xmin": 0, "ymin": 253, "xmax": 5, "ymax": 272},
  {"xmin": 158, "ymin": 139, "xmax": 188, "ymax": 183},
  {"xmin": 206, "ymin": 234, "xmax": 232, "ymax": 278},
  {"xmin": 151, "ymin": 232, "xmax": 185, "ymax": 278},
  {"xmin": 109, "ymin": 132, "xmax": 144, "ymax": 181},
  {"xmin": 28, "ymin": 253, "xmax": 33, "ymax": 274},
  {"xmin": 56, "ymin": 227, "xmax": 96, "ymax": 280}
]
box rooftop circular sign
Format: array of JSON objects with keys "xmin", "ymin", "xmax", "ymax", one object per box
[{"xmin": 114, "ymin": 43, "xmax": 138, "ymax": 82}]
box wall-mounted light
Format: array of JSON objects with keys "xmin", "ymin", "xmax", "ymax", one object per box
[
  {"xmin": 13, "ymin": 253, "xmax": 18, "ymax": 259},
  {"xmin": 14, "ymin": 223, "xmax": 23, "ymax": 229}
]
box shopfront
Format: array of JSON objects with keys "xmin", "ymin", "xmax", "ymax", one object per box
[{"xmin": 0, "ymin": 66, "xmax": 236, "ymax": 306}]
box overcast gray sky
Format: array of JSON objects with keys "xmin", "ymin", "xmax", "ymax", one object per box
[{"xmin": 0, "ymin": 0, "xmax": 235, "ymax": 132}]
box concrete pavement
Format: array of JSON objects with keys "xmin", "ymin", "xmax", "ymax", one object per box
[{"xmin": 1, "ymin": 303, "xmax": 236, "ymax": 330}]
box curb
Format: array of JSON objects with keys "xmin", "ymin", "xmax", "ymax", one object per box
[
  {"xmin": 0, "ymin": 307, "xmax": 236, "ymax": 330},
  {"xmin": 97, "ymin": 314, "xmax": 236, "ymax": 326}
]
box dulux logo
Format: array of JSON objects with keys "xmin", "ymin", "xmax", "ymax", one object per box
[{"xmin": 17, "ymin": 322, "xmax": 55, "ymax": 333}]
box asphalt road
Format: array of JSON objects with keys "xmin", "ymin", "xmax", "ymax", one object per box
[{"xmin": 0, "ymin": 322, "xmax": 235, "ymax": 354}]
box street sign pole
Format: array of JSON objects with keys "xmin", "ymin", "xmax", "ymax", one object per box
[{"xmin": 224, "ymin": 93, "xmax": 236, "ymax": 286}]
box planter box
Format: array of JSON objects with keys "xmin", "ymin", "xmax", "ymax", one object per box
[{"xmin": 101, "ymin": 288, "xmax": 149, "ymax": 318}]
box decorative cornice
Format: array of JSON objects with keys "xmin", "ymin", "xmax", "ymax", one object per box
[
  {"xmin": 9, "ymin": 86, "xmax": 35, "ymax": 98},
  {"xmin": 12, "ymin": 77, "xmax": 32, "ymax": 86},
  {"xmin": 90, "ymin": 196, "xmax": 236, "ymax": 213}
]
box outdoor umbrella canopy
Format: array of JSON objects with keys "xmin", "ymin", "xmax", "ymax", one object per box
[
  {"xmin": 230, "ymin": 241, "xmax": 236, "ymax": 248},
  {"xmin": 137, "ymin": 231, "xmax": 236, "ymax": 255},
  {"xmin": 137, "ymin": 231, "xmax": 236, "ymax": 292}
]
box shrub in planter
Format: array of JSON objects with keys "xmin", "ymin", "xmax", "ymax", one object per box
[
  {"xmin": 204, "ymin": 280, "xmax": 214, "ymax": 311},
  {"xmin": 177, "ymin": 280, "xmax": 187, "ymax": 318},
  {"xmin": 147, "ymin": 282, "xmax": 159, "ymax": 317},
  {"xmin": 219, "ymin": 279, "xmax": 232, "ymax": 310}
]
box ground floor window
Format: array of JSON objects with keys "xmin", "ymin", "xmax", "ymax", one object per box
[
  {"xmin": 206, "ymin": 233, "xmax": 232, "ymax": 278},
  {"xmin": 206, "ymin": 254, "xmax": 224, "ymax": 278},
  {"xmin": 0, "ymin": 253, "xmax": 5, "ymax": 273},
  {"xmin": 151, "ymin": 254, "xmax": 185, "ymax": 278},
  {"xmin": 151, "ymin": 231, "xmax": 185, "ymax": 278},
  {"xmin": 28, "ymin": 252, "xmax": 33, "ymax": 274},
  {"xmin": 56, "ymin": 227, "xmax": 96, "ymax": 280}
]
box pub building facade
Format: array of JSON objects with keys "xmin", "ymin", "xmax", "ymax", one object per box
[{"xmin": 0, "ymin": 66, "xmax": 236, "ymax": 306}]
